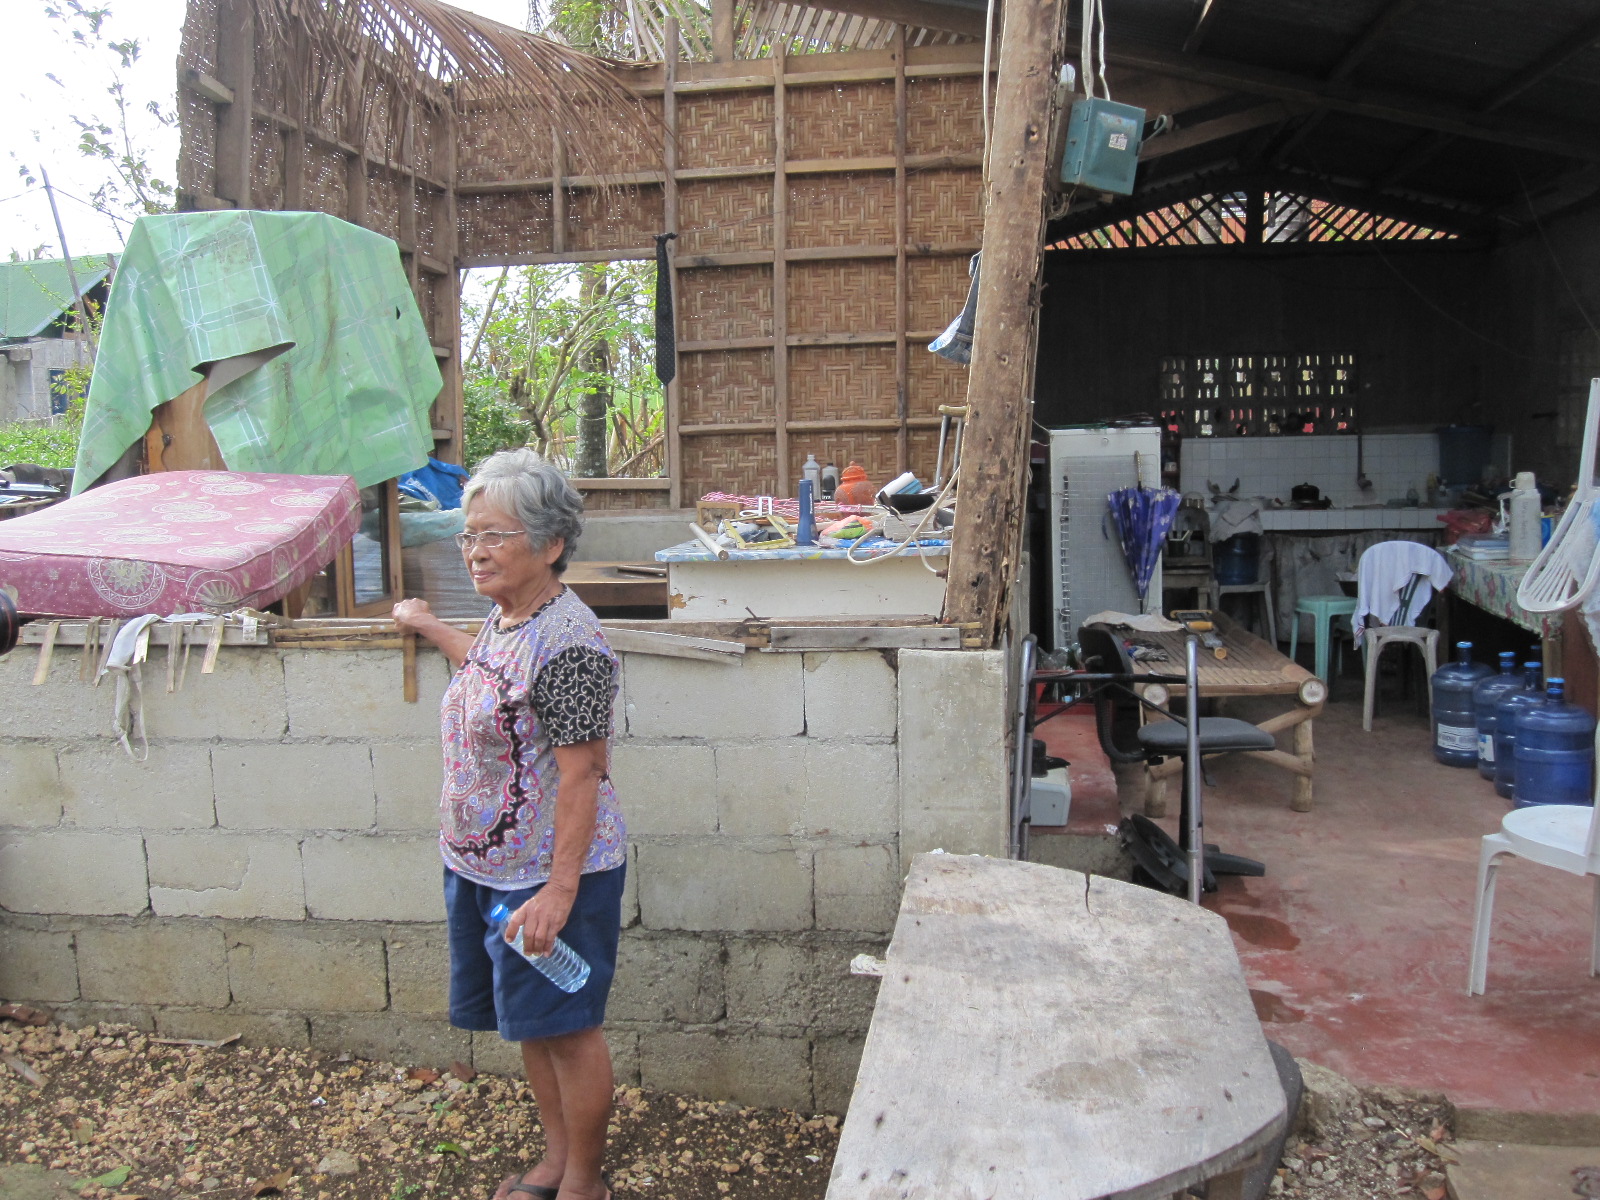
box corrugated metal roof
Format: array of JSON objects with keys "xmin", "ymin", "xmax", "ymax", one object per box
[{"xmin": 0, "ymin": 256, "xmax": 113, "ymax": 341}]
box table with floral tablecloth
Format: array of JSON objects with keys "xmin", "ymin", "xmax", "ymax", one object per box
[{"xmin": 1445, "ymin": 551, "xmax": 1563, "ymax": 639}]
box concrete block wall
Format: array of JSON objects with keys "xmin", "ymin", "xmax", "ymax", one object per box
[{"xmin": 0, "ymin": 640, "xmax": 1008, "ymax": 1113}]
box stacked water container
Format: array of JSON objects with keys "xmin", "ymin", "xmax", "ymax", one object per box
[
  {"xmin": 1431, "ymin": 643, "xmax": 1492, "ymax": 767},
  {"xmin": 1513, "ymin": 679, "xmax": 1597, "ymax": 807},
  {"xmin": 1472, "ymin": 653, "xmax": 1523, "ymax": 781}
]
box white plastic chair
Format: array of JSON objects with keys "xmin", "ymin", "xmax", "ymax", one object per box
[
  {"xmin": 1468, "ymin": 740, "xmax": 1600, "ymax": 995},
  {"xmin": 1356, "ymin": 542, "xmax": 1451, "ymax": 732}
]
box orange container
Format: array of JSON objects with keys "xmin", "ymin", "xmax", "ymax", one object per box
[{"xmin": 834, "ymin": 461, "xmax": 875, "ymax": 506}]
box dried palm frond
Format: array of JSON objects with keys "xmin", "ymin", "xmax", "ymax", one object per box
[{"xmin": 253, "ymin": 0, "xmax": 658, "ymax": 181}]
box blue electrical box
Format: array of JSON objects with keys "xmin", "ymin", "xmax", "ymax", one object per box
[{"xmin": 1060, "ymin": 97, "xmax": 1146, "ymax": 195}]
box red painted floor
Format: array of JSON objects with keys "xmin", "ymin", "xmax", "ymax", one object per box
[{"xmin": 1032, "ymin": 684, "xmax": 1600, "ymax": 1119}]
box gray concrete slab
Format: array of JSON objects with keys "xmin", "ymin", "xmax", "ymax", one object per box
[{"xmin": 1446, "ymin": 1140, "xmax": 1600, "ymax": 1200}]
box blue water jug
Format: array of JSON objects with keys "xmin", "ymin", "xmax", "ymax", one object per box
[
  {"xmin": 1473, "ymin": 653, "xmax": 1523, "ymax": 781},
  {"xmin": 1513, "ymin": 678, "xmax": 1597, "ymax": 808},
  {"xmin": 1431, "ymin": 641, "xmax": 1492, "ymax": 767},
  {"xmin": 1214, "ymin": 534, "xmax": 1261, "ymax": 585},
  {"xmin": 1493, "ymin": 664, "xmax": 1546, "ymax": 800}
]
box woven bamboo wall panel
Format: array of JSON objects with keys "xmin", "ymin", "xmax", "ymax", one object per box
[
  {"xmin": 413, "ymin": 186, "xmax": 441, "ymax": 256},
  {"xmin": 566, "ymin": 186, "xmax": 665, "ymax": 253},
  {"xmin": 787, "ymin": 260, "xmax": 896, "ymax": 336},
  {"xmin": 579, "ymin": 488, "xmax": 672, "ymax": 511},
  {"xmin": 456, "ymin": 105, "xmax": 557, "ymax": 184},
  {"xmin": 788, "ymin": 431, "xmax": 901, "ymax": 490},
  {"xmin": 907, "ymin": 254, "xmax": 973, "ymax": 333},
  {"xmin": 679, "ymin": 266, "xmax": 774, "ymax": 343},
  {"xmin": 678, "ymin": 179, "xmax": 773, "ymax": 255},
  {"xmin": 905, "ymin": 77, "xmax": 985, "ymax": 157},
  {"xmin": 249, "ymin": 121, "xmax": 284, "ymax": 211},
  {"xmin": 787, "ymin": 81, "xmax": 896, "ymax": 161},
  {"xmin": 305, "ymin": 145, "xmax": 349, "ymax": 218},
  {"xmin": 576, "ymin": 101, "xmax": 663, "ymax": 175},
  {"xmin": 458, "ymin": 191, "xmax": 554, "ymax": 261},
  {"xmin": 679, "ymin": 349, "xmax": 776, "ymax": 425},
  {"xmin": 682, "ymin": 434, "xmax": 779, "ymax": 499},
  {"xmin": 678, "ymin": 91, "xmax": 775, "ymax": 170},
  {"xmin": 907, "ymin": 168, "xmax": 983, "ymax": 245},
  {"xmin": 907, "ymin": 351, "xmax": 971, "ymax": 418},
  {"xmin": 786, "ymin": 173, "xmax": 895, "ymax": 249},
  {"xmin": 367, "ymin": 172, "xmax": 403, "ymax": 241},
  {"xmin": 788, "ymin": 345, "xmax": 898, "ymax": 423},
  {"xmin": 907, "ymin": 426, "xmax": 942, "ymax": 481},
  {"xmin": 176, "ymin": 0, "xmax": 217, "ymax": 198}
]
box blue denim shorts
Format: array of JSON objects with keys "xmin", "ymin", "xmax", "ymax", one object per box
[{"xmin": 443, "ymin": 864, "xmax": 624, "ymax": 1042}]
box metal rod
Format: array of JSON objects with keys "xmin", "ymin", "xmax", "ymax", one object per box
[
  {"xmin": 40, "ymin": 169, "xmax": 95, "ymax": 354},
  {"xmin": 1009, "ymin": 635, "xmax": 1038, "ymax": 860},
  {"xmin": 1184, "ymin": 634, "xmax": 1205, "ymax": 904}
]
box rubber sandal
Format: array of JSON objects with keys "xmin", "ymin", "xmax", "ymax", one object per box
[{"xmin": 498, "ymin": 1178, "xmax": 558, "ymax": 1200}]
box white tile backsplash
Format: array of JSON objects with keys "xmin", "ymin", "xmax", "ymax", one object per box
[{"xmin": 1179, "ymin": 433, "xmax": 1439, "ymax": 507}]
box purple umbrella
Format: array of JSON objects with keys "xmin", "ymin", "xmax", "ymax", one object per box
[{"xmin": 1107, "ymin": 484, "xmax": 1182, "ymax": 604}]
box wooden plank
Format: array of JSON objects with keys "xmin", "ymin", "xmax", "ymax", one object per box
[
  {"xmin": 943, "ymin": 0, "xmax": 1068, "ymax": 646},
  {"xmin": 213, "ymin": 0, "xmax": 254, "ymax": 208},
  {"xmin": 563, "ymin": 562, "xmax": 671, "ymax": 609},
  {"xmin": 768, "ymin": 624, "xmax": 959, "ymax": 650},
  {"xmin": 772, "ymin": 52, "xmax": 791, "ymax": 495},
  {"xmin": 20, "ymin": 620, "xmax": 270, "ymax": 647},
  {"xmin": 893, "ymin": 24, "xmax": 909, "ymax": 475},
  {"xmin": 711, "ymin": 0, "xmax": 735, "ymax": 62},
  {"xmin": 665, "ymin": 17, "xmax": 683, "ymax": 510},
  {"xmin": 604, "ymin": 625, "xmax": 746, "ymax": 662},
  {"xmin": 829, "ymin": 854, "xmax": 1286, "ymax": 1199},
  {"xmin": 145, "ymin": 376, "xmax": 226, "ymax": 472},
  {"xmin": 182, "ymin": 69, "xmax": 234, "ymax": 105}
]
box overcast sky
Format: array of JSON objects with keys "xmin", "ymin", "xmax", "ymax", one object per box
[{"xmin": 0, "ymin": 0, "xmax": 529, "ymax": 262}]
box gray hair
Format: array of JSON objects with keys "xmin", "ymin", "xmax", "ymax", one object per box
[{"xmin": 462, "ymin": 449, "xmax": 585, "ymax": 573}]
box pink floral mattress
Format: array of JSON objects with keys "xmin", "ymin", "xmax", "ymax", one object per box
[{"xmin": 0, "ymin": 471, "xmax": 360, "ymax": 616}]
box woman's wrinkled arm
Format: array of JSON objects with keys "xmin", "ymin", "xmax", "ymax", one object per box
[
  {"xmin": 506, "ymin": 738, "xmax": 607, "ymax": 956},
  {"xmin": 392, "ymin": 597, "xmax": 475, "ymax": 670}
]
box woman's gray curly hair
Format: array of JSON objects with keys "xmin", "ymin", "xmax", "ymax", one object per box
[{"xmin": 461, "ymin": 449, "xmax": 585, "ymax": 574}]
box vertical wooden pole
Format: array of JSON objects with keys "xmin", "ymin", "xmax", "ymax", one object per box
[
  {"xmin": 214, "ymin": 0, "xmax": 255, "ymax": 208},
  {"xmin": 437, "ymin": 101, "xmax": 463, "ymax": 465},
  {"xmin": 943, "ymin": 0, "xmax": 1068, "ymax": 645},
  {"xmin": 771, "ymin": 52, "xmax": 790, "ymax": 495},
  {"xmin": 893, "ymin": 25, "xmax": 909, "ymax": 475},
  {"xmin": 711, "ymin": 0, "xmax": 736, "ymax": 63},
  {"xmin": 281, "ymin": 21, "xmax": 306, "ymax": 210},
  {"xmin": 400, "ymin": 102, "xmax": 420, "ymax": 294},
  {"xmin": 345, "ymin": 51, "xmax": 369, "ymax": 227},
  {"xmin": 664, "ymin": 17, "xmax": 683, "ymax": 507},
  {"xmin": 552, "ymin": 127, "xmax": 567, "ymax": 256}
]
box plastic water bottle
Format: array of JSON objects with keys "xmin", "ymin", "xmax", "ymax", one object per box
[
  {"xmin": 1506, "ymin": 471, "xmax": 1542, "ymax": 563},
  {"xmin": 487, "ymin": 902, "xmax": 591, "ymax": 993},
  {"xmin": 1512, "ymin": 678, "xmax": 1597, "ymax": 808},
  {"xmin": 1472, "ymin": 653, "xmax": 1523, "ymax": 781},
  {"xmin": 1493, "ymin": 664, "xmax": 1546, "ymax": 800},
  {"xmin": 1431, "ymin": 641, "xmax": 1492, "ymax": 767}
]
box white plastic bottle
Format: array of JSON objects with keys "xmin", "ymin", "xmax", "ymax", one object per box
[
  {"xmin": 487, "ymin": 902, "xmax": 591, "ymax": 993},
  {"xmin": 1507, "ymin": 471, "xmax": 1541, "ymax": 563}
]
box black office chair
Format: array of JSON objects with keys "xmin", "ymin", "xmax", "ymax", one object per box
[{"xmin": 1077, "ymin": 623, "xmax": 1272, "ymax": 897}]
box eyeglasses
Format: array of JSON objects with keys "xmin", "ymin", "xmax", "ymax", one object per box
[{"xmin": 453, "ymin": 530, "xmax": 528, "ymax": 551}]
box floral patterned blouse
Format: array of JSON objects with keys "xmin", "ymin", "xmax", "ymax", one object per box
[{"xmin": 438, "ymin": 586, "xmax": 625, "ymax": 888}]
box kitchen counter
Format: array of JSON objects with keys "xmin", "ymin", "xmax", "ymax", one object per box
[{"xmin": 1259, "ymin": 506, "xmax": 1447, "ymax": 532}]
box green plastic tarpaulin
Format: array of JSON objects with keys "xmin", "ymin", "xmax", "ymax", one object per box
[{"xmin": 74, "ymin": 210, "xmax": 441, "ymax": 494}]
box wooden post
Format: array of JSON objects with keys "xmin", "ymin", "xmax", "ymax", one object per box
[
  {"xmin": 943, "ymin": 0, "xmax": 1068, "ymax": 646},
  {"xmin": 435, "ymin": 102, "xmax": 464, "ymax": 465},
  {"xmin": 893, "ymin": 25, "xmax": 909, "ymax": 475},
  {"xmin": 664, "ymin": 16, "xmax": 683, "ymax": 507},
  {"xmin": 1291, "ymin": 718, "xmax": 1315, "ymax": 812},
  {"xmin": 711, "ymin": 0, "xmax": 736, "ymax": 62},
  {"xmin": 214, "ymin": 0, "xmax": 255, "ymax": 208},
  {"xmin": 771, "ymin": 51, "xmax": 791, "ymax": 495}
]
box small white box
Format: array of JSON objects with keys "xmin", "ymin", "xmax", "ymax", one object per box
[{"xmin": 1030, "ymin": 766, "xmax": 1072, "ymax": 827}]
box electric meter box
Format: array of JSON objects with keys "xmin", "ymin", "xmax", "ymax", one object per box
[{"xmin": 1060, "ymin": 98, "xmax": 1146, "ymax": 195}]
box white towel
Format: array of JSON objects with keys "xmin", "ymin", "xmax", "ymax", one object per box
[{"xmin": 1354, "ymin": 541, "xmax": 1452, "ymax": 639}]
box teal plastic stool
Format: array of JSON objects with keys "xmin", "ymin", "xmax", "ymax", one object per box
[{"xmin": 1291, "ymin": 595, "xmax": 1358, "ymax": 682}]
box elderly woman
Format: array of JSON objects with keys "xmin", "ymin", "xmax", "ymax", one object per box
[{"xmin": 393, "ymin": 448, "xmax": 623, "ymax": 1200}]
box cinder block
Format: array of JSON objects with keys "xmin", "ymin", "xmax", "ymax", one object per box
[
  {"xmin": 611, "ymin": 743, "xmax": 717, "ymax": 836},
  {"xmin": 226, "ymin": 923, "xmax": 387, "ymax": 1012},
  {"xmin": 900, "ymin": 806, "xmax": 1008, "ymax": 860},
  {"xmin": 301, "ymin": 833, "xmax": 444, "ymax": 922},
  {"xmin": 623, "ymin": 652, "xmax": 803, "ymax": 739},
  {"xmin": 386, "ymin": 930, "xmax": 451, "ymax": 1015},
  {"xmin": 140, "ymin": 648, "xmax": 290, "ymax": 741},
  {"xmin": 154, "ymin": 1009, "xmax": 310, "ymax": 1050},
  {"xmin": 0, "ymin": 831, "xmax": 148, "ymax": 915},
  {"xmin": 605, "ymin": 1026, "xmax": 642, "ymax": 1087},
  {"xmin": 640, "ymin": 1030, "xmax": 811, "ymax": 1111},
  {"xmin": 621, "ymin": 843, "xmax": 639, "ymax": 928},
  {"xmin": 309, "ymin": 1013, "xmax": 469, "ymax": 1067},
  {"xmin": 637, "ymin": 844, "xmax": 812, "ymax": 932},
  {"xmin": 812, "ymin": 1033, "xmax": 866, "ymax": 1115},
  {"xmin": 814, "ymin": 844, "xmax": 900, "ymax": 933},
  {"xmin": 49, "ymin": 1002, "xmax": 156, "ymax": 1033},
  {"xmin": 77, "ymin": 921, "xmax": 229, "ymax": 1007},
  {"xmin": 373, "ymin": 744, "xmax": 444, "ymax": 831},
  {"xmin": 58, "ymin": 744, "xmax": 215, "ymax": 829},
  {"xmin": 803, "ymin": 651, "xmax": 897, "ymax": 740},
  {"xmin": 146, "ymin": 833, "xmax": 305, "ymax": 919},
  {"xmin": 610, "ymin": 932, "xmax": 724, "ymax": 1025},
  {"xmin": 723, "ymin": 939, "xmax": 882, "ymax": 1034},
  {"xmin": 213, "ymin": 744, "xmax": 374, "ymax": 830},
  {"xmin": 898, "ymin": 649, "xmax": 1008, "ymax": 829},
  {"xmin": 803, "ymin": 743, "xmax": 898, "ymax": 839},
  {"xmin": 283, "ymin": 650, "xmax": 449, "ymax": 740},
  {"xmin": 470, "ymin": 1030, "xmax": 525, "ymax": 1078},
  {"xmin": 715, "ymin": 741, "xmax": 804, "ymax": 836},
  {"xmin": 0, "ymin": 925, "xmax": 78, "ymax": 1002},
  {"xmin": 0, "ymin": 743, "xmax": 66, "ymax": 827}
]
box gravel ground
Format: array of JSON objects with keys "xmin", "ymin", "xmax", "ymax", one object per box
[{"xmin": 0, "ymin": 1016, "xmax": 1456, "ymax": 1200}]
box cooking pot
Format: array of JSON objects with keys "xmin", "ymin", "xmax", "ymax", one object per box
[{"xmin": 1291, "ymin": 482, "xmax": 1321, "ymax": 504}]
